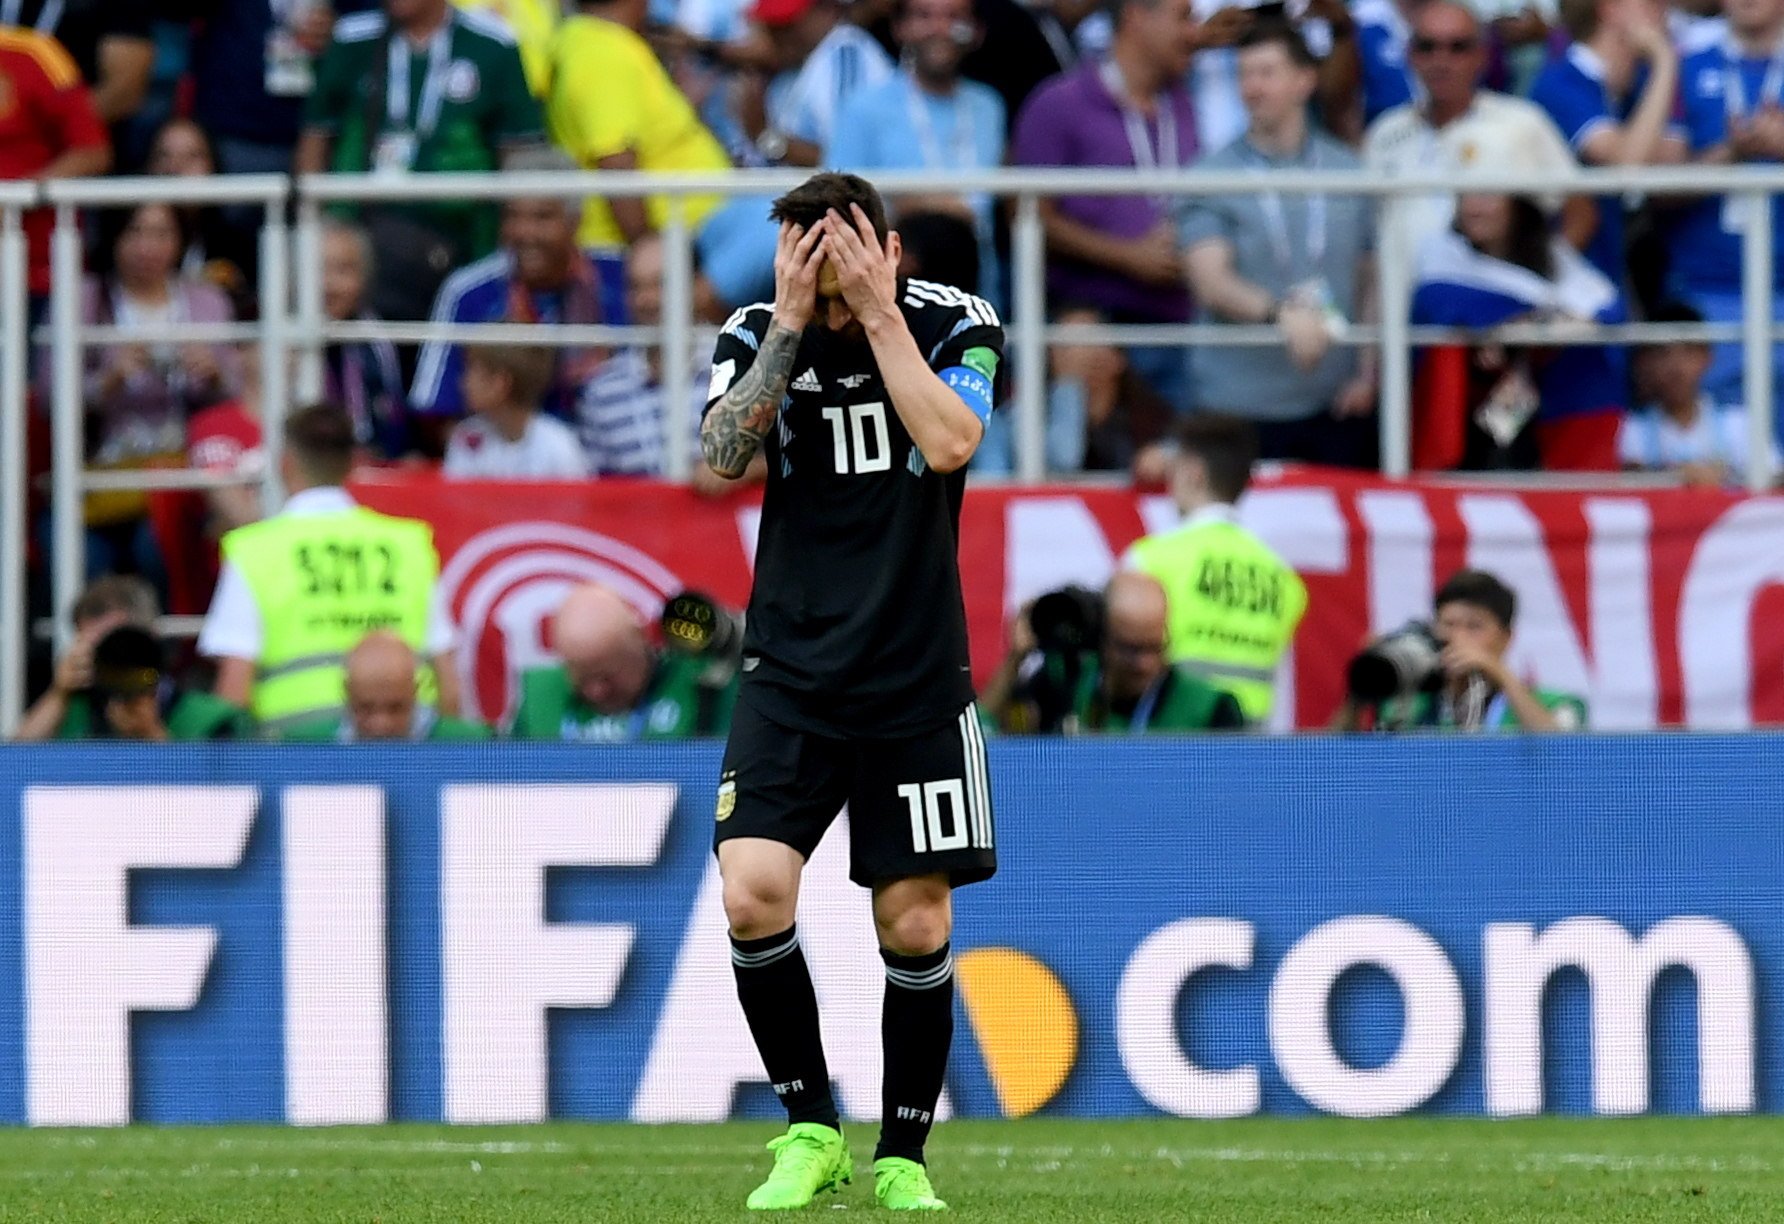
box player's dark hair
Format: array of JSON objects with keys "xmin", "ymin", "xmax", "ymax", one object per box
[
  {"xmin": 770, "ymin": 172, "xmax": 889, "ymax": 244},
  {"xmin": 1174, "ymin": 414, "xmax": 1259, "ymax": 504},
  {"xmin": 1239, "ymin": 18, "xmax": 1317, "ymax": 69},
  {"xmin": 284, "ymin": 401, "xmax": 357, "ymax": 487},
  {"xmin": 1435, "ymin": 569, "xmax": 1517, "ymax": 631}
]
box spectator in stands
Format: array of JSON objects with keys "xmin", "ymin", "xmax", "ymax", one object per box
[
  {"xmin": 737, "ymin": 0, "xmax": 894, "ymax": 166},
  {"xmin": 199, "ymin": 402, "xmax": 460, "ymax": 731},
  {"xmin": 546, "ymin": 0, "xmax": 732, "ymax": 247},
  {"xmin": 981, "ymin": 571, "xmax": 1247, "ymax": 733},
  {"xmin": 63, "ymin": 202, "xmax": 240, "ymax": 579},
  {"xmin": 320, "ymin": 218, "xmax": 414, "ymax": 460},
  {"xmin": 507, "ymin": 582, "xmax": 736, "ymax": 739},
  {"xmin": 186, "ymin": 338, "xmax": 269, "ymax": 534},
  {"xmin": 443, "ymin": 343, "xmax": 589, "ymax": 477},
  {"xmin": 0, "ymin": 25, "xmax": 110, "ymax": 312},
  {"xmin": 145, "ymin": 116, "xmax": 257, "ymax": 313},
  {"xmin": 1669, "ymin": 0, "xmax": 1784, "ymax": 424},
  {"xmin": 828, "ymin": 0, "xmax": 1007, "ymax": 301},
  {"xmin": 1529, "ymin": 0, "xmax": 1684, "ymax": 286},
  {"xmin": 1668, "ymin": 0, "xmax": 1726, "ymax": 54},
  {"xmin": 297, "ymin": 0, "xmax": 546, "ymax": 320},
  {"xmin": 1621, "ymin": 302, "xmax": 1779, "ymax": 484},
  {"xmin": 71, "ymin": 624, "xmax": 258, "ymax": 740},
  {"xmin": 1412, "ymin": 191, "xmax": 1629, "ymax": 470},
  {"xmin": 1010, "ymin": 0, "xmax": 1199, "ymax": 462},
  {"xmin": 1364, "ymin": 0, "xmax": 1588, "ymax": 271},
  {"xmin": 958, "ymin": 0, "xmax": 1097, "ymax": 130},
  {"xmin": 187, "ymin": 0, "xmax": 362, "ymax": 180},
  {"xmin": 0, "ymin": 0, "xmax": 155, "ymax": 125},
  {"xmin": 1180, "ymin": 23, "xmax": 1378, "ymax": 467},
  {"xmin": 411, "ymin": 161, "xmax": 629, "ymax": 425},
  {"xmin": 14, "ymin": 574, "xmax": 158, "ymax": 741},
  {"xmin": 278, "ymin": 630, "xmax": 492, "ymax": 740},
  {"xmin": 1124, "ymin": 415, "xmax": 1306, "ymax": 724},
  {"xmin": 1182, "ymin": 0, "xmax": 1357, "ymax": 152},
  {"xmin": 1352, "ymin": 0, "xmax": 1419, "ymax": 127},
  {"xmin": 1334, "ymin": 568, "xmax": 1588, "ymax": 731},
  {"xmin": 580, "ymin": 236, "xmax": 738, "ymax": 477}
]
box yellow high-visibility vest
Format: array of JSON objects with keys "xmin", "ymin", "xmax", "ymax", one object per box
[
  {"xmin": 221, "ymin": 507, "xmax": 438, "ymax": 730},
  {"xmin": 1127, "ymin": 510, "xmax": 1307, "ymax": 722}
]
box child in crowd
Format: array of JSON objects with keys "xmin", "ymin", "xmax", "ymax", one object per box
[
  {"xmin": 1620, "ymin": 303, "xmax": 1780, "ymax": 488},
  {"xmin": 443, "ymin": 344, "xmax": 589, "ymax": 480}
]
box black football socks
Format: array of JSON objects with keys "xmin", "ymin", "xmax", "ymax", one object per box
[
  {"xmin": 730, "ymin": 924, "xmax": 840, "ymax": 1131},
  {"xmin": 875, "ymin": 941, "xmax": 955, "ymax": 1164}
]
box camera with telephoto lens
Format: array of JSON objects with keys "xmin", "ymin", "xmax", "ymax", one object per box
[
  {"xmin": 660, "ymin": 590, "xmax": 746, "ymax": 686},
  {"xmin": 1345, "ymin": 621, "xmax": 1445, "ymax": 703},
  {"xmin": 1023, "ymin": 585, "xmax": 1106, "ymax": 732}
]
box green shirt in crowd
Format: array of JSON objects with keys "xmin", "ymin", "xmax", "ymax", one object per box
[
  {"xmin": 1374, "ymin": 687, "xmax": 1588, "ymax": 732},
  {"xmin": 306, "ymin": 8, "xmax": 543, "ymax": 260},
  {"xmin": 55, "ymin": 690, "xmax": 255, "ymax": 741},
  {"xmin": 998, "ymin": 652, "xmax": 1246, "ymax": 734},
  {"xmin": 275, "ymin": 712, "xmax": 494, "ymax": 742},
  {"xmin": 508, "ymin": 654, "xmax": 737, "ymax": 741}
]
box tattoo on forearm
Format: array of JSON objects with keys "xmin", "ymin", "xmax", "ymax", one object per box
[{"xmin": 702, "ymin": 323, "xmax": 799, "ymax": 477}]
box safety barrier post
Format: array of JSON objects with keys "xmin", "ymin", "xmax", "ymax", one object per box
[
  {"xmin": 0, "ymin": 193, "xmax": 30, "ymax": 732},
  {"xmin": 260, "ymin": 206, "xmax": 291, "ymax": 513},
  {"xmin": 293, "ymin": 194, "xmax": 325, "ymax": 405},
  {"xmin": 1377, "ymin": 211, "xmax": 1413, "ymax": 480},
  {"xmin": 662, "ymin": 195, "xmax": 694, "ymax": 482},
  {"xmin": 1012, "ymin": 193, "xmax": 1047, "ymax": 483},
  {"xmin": 48, "ymin": 206, "xmax": 82, "ymax": 654},
  {"xmin": 1741, "ymin": 188, "xmax": 1774, "ymax": 493}
]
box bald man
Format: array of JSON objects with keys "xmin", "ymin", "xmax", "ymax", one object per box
[
  {"xmin": 984, "ymin": 572, "xmax": 1246, "ymax": 733},
  {"xmin": 507, "ymin": 582, "xmax": 738, "ymax": 741},
  {"xmin": 278, "ymin": 632, "xmax": 492, "ymax": 742}
]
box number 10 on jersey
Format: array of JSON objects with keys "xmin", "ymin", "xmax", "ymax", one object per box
[{"xmin": 821, "ymin": 402, "xmax": 891, "ymax": 474}]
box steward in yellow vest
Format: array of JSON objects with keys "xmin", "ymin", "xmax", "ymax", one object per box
[
  {"xmin": 1125, "ymin": 416, "xmax": 1306, "ymax": 722},
  {"xmin": 198, "ymin": 403, "xmax": 460, "ymax": 732}
]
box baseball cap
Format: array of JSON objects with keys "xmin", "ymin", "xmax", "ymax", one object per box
[{"xmin": 751, "ymin": 0, "xmax": 819, "ymax": 25}]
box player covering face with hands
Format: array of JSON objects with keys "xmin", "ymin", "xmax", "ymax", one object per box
[{"xmin": 700, "ymin": 173, "xmax": 1006, "ymax": 1212}]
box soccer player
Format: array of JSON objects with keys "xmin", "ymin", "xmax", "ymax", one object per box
[{"xmin": 702, "ymin": 172, "xmax": 1002, "ymax": 1212}]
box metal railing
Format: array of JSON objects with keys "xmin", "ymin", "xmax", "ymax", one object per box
[{"xmin": 9, "ymin": 163, "xmax": 1784, "ymax": 735}]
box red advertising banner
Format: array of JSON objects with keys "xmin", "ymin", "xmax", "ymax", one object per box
[{"xmin": 348, "ymin": 468, "xmax": 1783, "ymax": 731}]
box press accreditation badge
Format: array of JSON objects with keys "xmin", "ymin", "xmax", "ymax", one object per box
[
  {"xmin": 372, "ymin": 130, "xmax": 418, "ymax": 176},
  {"xmin": 264, "ymin": 30, "xmax": 314, "ymax": 97}
]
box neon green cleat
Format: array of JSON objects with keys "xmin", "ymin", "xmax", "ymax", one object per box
[
  {"xmin": 745, "ymin": 1123, "xmax": 852, "ymax": 1210},
  {"xmin": 873, "ymin": 1157, "xmax": 949, "ymax": 1211}
]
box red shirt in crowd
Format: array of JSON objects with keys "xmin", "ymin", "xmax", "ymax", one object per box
[
  {"xmin": 186, "ymin": 401, "xmax": 263, "ymax": 477},
  {"xmin": 0, "ymin": 27, "xmax": 109, "ymax": 295}
]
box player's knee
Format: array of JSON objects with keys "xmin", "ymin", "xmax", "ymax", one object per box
[
  {"xmin": 876, "ymin": 900, "xmax": 952, "ymax": 957},
  {"xmin": 722, "ymin": 875, "xmax": 796, "ymax": 939}
]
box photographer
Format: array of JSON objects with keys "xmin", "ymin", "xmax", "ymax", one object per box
[
  {"xmin": 1334, "ymin": 569, "xmax": 1587, "ymax": 732},
  {"xmin": 278, "ymin": 633, "xmax": 492, "ymax": 743},
  {"xmin": 44, "ymin": 622, "xmax": 253, "ymax": 742},
  {"xmin": 507, "ymin": 582, "xmax": 740, "ymax": 741},
  {"xmin": 983, "ymin": 572, "xmax": 1247, "ymax": 734}
]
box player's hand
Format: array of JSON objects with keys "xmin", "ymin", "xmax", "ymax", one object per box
[
  {"xmin": 821, "ymin": 204, "xmax": 901, "ymax": 330},
  {"xmin": 770, "ymin": 221, "xmax": 826, "ymax": 332}
]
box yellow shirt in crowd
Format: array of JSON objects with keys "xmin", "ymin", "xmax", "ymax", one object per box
[{"xmin": 545, "ymin": 14, "xmax": 730, "ymax": 248}]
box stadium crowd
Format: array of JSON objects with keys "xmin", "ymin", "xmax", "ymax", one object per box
[{"xmin": 0, "ymin": 0, "xmax": 1744, "ymax": 737}]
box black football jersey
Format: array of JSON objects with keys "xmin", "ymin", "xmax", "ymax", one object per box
[{"xmin": 704, "ymin": 278, "xmax": 1005, "ymax": 738}]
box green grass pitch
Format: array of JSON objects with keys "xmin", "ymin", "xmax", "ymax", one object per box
[{"xmin": 2, "ymin": 1117, "xmax": 1782, "ymax": 1222}]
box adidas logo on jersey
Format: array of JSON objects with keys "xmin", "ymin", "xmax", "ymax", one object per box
[{"xmin": 792, "ymin": 368, "xmax": 823, "ymax": 393}]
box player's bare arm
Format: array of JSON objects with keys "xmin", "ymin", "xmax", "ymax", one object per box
[
  {"xmin": 701, "ymin": 221, "xmax": 825, "ymax": 478},
  {"xmin": 822, "ymin": 204, "xmax": 987, "ymax": 474}
]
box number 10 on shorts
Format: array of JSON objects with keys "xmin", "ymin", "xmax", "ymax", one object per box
[{"xmin": 898, "ymin": 779, "xmax": 969, "ymax": 853}]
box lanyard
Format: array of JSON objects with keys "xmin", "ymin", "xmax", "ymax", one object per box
[
  {"xmin": 0, "ymin": 0, "xmax": 62, "ymax": 32},
  {"xmin": 1724, "ymin": 38, "xmax": 1784, "ymax": 119},
  {"xmin": 902, "ymin": 71, "xmax": 977, "ymax": 171},
  {"xmin": 388, "ymin": 25, "xmax": 452, "ymax": 138},
  {"xmin": 1129, "ymin": 673, "xmax": 1166, "ymax": 733},
  {"xmin": 1245, "ymin": 139, "xmax": 1326, "ymax": 281},
  {"xmin": 1098, "ymin": 58, "xmax": 1180, "ymax": 184}
]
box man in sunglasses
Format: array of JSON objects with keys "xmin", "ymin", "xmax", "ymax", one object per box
[{"xmin": 1363, "ymin": 0, "xmax": 1590, "ymax": 268}]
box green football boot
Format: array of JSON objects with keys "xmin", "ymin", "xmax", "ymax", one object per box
[
  {"xmin": 745, "ymin": 1123, "xmax": 852, "ymax": 1210},
  {"xmin": 873, "ymin": 1157, "xmax": 948, "ymax": 1211}
]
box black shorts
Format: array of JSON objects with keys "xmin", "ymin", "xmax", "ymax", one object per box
[{"xmin": 713, "ymin": 697, "xmax": 997, "ymax": 888}]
